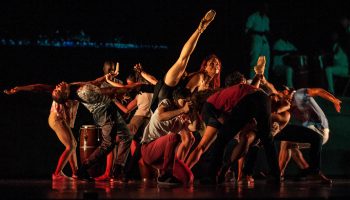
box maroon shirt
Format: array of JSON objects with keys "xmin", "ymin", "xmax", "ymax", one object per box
[{"xmin": 207, "ymin": 84, "xmax": 257, "ymax": 114}]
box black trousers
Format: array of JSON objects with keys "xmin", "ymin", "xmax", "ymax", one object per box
[
  {"xmin": 208, "ymin": 90, "xmax": 280, "ymax": 179},
  {"xmin": 274, "ymin": 124, "xmax": 323, "ymax": 173}
]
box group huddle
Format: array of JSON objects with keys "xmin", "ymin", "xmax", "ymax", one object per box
[{"xmin": 4, "ymin": 9, "xmax": 342, "ymax": 186}]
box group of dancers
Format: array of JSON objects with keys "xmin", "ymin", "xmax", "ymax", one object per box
[{"xmin": 4, "ymin": 9, "xmax": 342, "ymax": 186}]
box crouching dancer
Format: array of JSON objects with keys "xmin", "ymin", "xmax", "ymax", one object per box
[{"xmin": 141, "ymin": 88, "xmax": 198, "ymax": 185}]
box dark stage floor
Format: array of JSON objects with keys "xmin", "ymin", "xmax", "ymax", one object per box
[{"xmin": 1, "ymin": 178, "xmax": 350, "ymax": 199}]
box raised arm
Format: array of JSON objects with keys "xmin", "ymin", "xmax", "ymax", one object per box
[
  {"xmin": 113, "ymin": 98, "xmax": 137, "ymax": 114},
  {"xmin": 307, "ymin": 88, "xmax": 342, "ymax": 112},
  {"xmin": 105, "ymin": 74, "xmax": 125, "ymax": 87},
  {"xmin": 134, "ymin": 63, "xmax": 159, "ymax": 85},
  {"xmin": 4, "ymin": 84, "xmax": 55, "ymax": 95}
]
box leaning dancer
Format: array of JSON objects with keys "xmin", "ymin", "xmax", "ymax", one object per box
[{"xmin": 5, "ymin": 84, "xmax": 79, "ymax": 180}]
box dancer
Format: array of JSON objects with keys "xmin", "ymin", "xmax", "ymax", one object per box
[
  {"xmin": 185, "ymin": 57, "xmax": 281, "ymax": 184},
  {"xmin": 5, "ymin": 84, "xmax": 79, "ymax": 180},
  {"xmin": 4, "ymin": 82, "xmax": 94, "ymax": 180},
  {"xmin": 141, "ymin": 87, "xmax": 196, "ymax": 185},
  {"xmin": 3, "ymin": 71, "xmax": 128, "ymax": 181},
  {"xmin": 135, "ymin": 10, "xmax": 216, "ymax": 163},
  {"xmin": 50, "ymin": 78, "xmax": 141, "ymax": 182},
  {"xmin": 274, "ymin": 87, "xmax": 341, "ymax": 184}
]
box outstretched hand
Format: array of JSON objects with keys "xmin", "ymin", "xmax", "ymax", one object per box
[
  {"xmin": 105, "ymin": 71, "xmax": 120, "ymax": 81},
  {"xmin": 334, "ymin": 98, "xmax": 342, "ymax": 113},
  {"xmin": 105, "ymin": 73, "xmax": 113, "ymax": 81},
  {"xmin": 4, "ymin": 87, "xmax": 17, "ymax": 95},
  {"xmin": 133, "ymin": 63, "xmax": 143, "ymax": 74},
  {"xmin": 56, "ymin": 81, "xmax": 68, "ymax": 89}
]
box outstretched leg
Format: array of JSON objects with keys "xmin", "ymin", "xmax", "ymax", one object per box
[{"xmin": 164, "ymin": 10, "xmax": 216, "ymax": 87}]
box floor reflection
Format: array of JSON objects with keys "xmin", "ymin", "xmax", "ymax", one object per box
[{"xmin": 0, "ymin": 179, "xmax": 347, "ymax": 199}]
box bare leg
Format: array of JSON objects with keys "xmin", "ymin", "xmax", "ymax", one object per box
[
  {"xmin": 105, "ymin": 151, "xmax": 115, "ymax": 175},
  {"xmin": 236, "ymin": 156, "xmax": 255, "ymax": 184},
  {"xmin": 164, "ymin": 10, "xmax": 216, "ymax": 87},
  {"xmin": 291, "ymin": 147, "xmax": 309, "ymax": 169},
  {"xmin": 177, "ymin": 130, "xmax": 195, "ymax": 161},
  {"xmin": 236, "ymin": 157, "xmax": 244, "ymax": 181},
  {"xmin": 279, "ymin": 141, "xmax": 292, "ymax": 177},
  {"xmin": 230, "ymin": 131, "xmax": 256, "ymax": 165},
  {"xmin": 218, "ymin": 130, "xmax": 256, "ymax": 184},
  {"xmin": 68, "ymin": 145, "xmax": 78, "ymax": 176},
  {"xmin": 95, "ymin": 147, "xmax": 115, "ymax": 180},
  {"xmin": 49, "ymin": 113, "xmax": 77, "ymax": 178}
]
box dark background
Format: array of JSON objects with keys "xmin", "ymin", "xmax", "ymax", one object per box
[{"xmin": 0, "ymin": 0, "xmax": 349, "ymax": 179}]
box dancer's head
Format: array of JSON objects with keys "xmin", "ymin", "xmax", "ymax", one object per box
[
  {"xmin": 52, "ymin": 82, "xmax": 70, "ymax": 103},
  {"xmin": 224, "ymin": 71, "xmax": 247, "ymax": 87},
  {"xmin": 200, "ymin": 54, "xmax": 222, "ymax": 88},
  {"xmin": 126, "ymin": 73, "xmax": 136, "ymax": 85},
  {"xmin": 173, "ymin": 87, "xmax": 192, "ymax": 108},
  {"xmin": 103, "ymin": 60, "xmax": 116, "ymax": 75}
]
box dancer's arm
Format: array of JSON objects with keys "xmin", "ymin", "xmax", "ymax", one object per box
[
  {"xmin": 187, "ymin": 112, "xmax": 200, "ymax": 132},
  {"xmin": 140, "ymin": 71, "xmax": 158, "ymax": 85},
  {"xmin": 113, "ymin": 98, "xmax": 137, "ymax": 114},
  {"xmin": 105, "ymin": 74, "xmax": 125, "ymax": 87},
  {"xmin": 186, "ymin": 126, "xmax": 218, "ymax": 169},
  {"xmin": 134, "ymin": 64, "xmax": 159, "ymax": 85},
  {"xmin": 70, "ymin": 73, "xmax": 118, "ymax": 86},
  {"xmin": 271, "ymin": 111, "xmax": 290, "ymax": 131},
  {"xmin": 158, "ymin": 101, "xmax": 191, "ymax": 121},
  {"xmin": 4, "ymin": 84, "xmax": 55, "ymax": 94},
  {"xmin": 99, "ymin": 83, "xmax": 142, "ymax": 98},
  {"xmin": 307, "ymin": 88, "xmax": 342, "ymax": 112}
]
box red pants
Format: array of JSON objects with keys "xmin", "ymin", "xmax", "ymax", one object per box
[{"xmin": 141, "ymin": 133, "xmax": 193, "ymax": 184}]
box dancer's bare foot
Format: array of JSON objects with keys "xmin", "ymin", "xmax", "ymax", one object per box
[
  {"xmin": 254, "ymin": 56, "xmax": 266, "ymax": 75},
  {"xmin": 198, "ymin": 10, "xmax": 216, "ymax": 33},
  {"xmin": 237, "ymin": 175, "xmax": 255, "ymax": 185}
]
